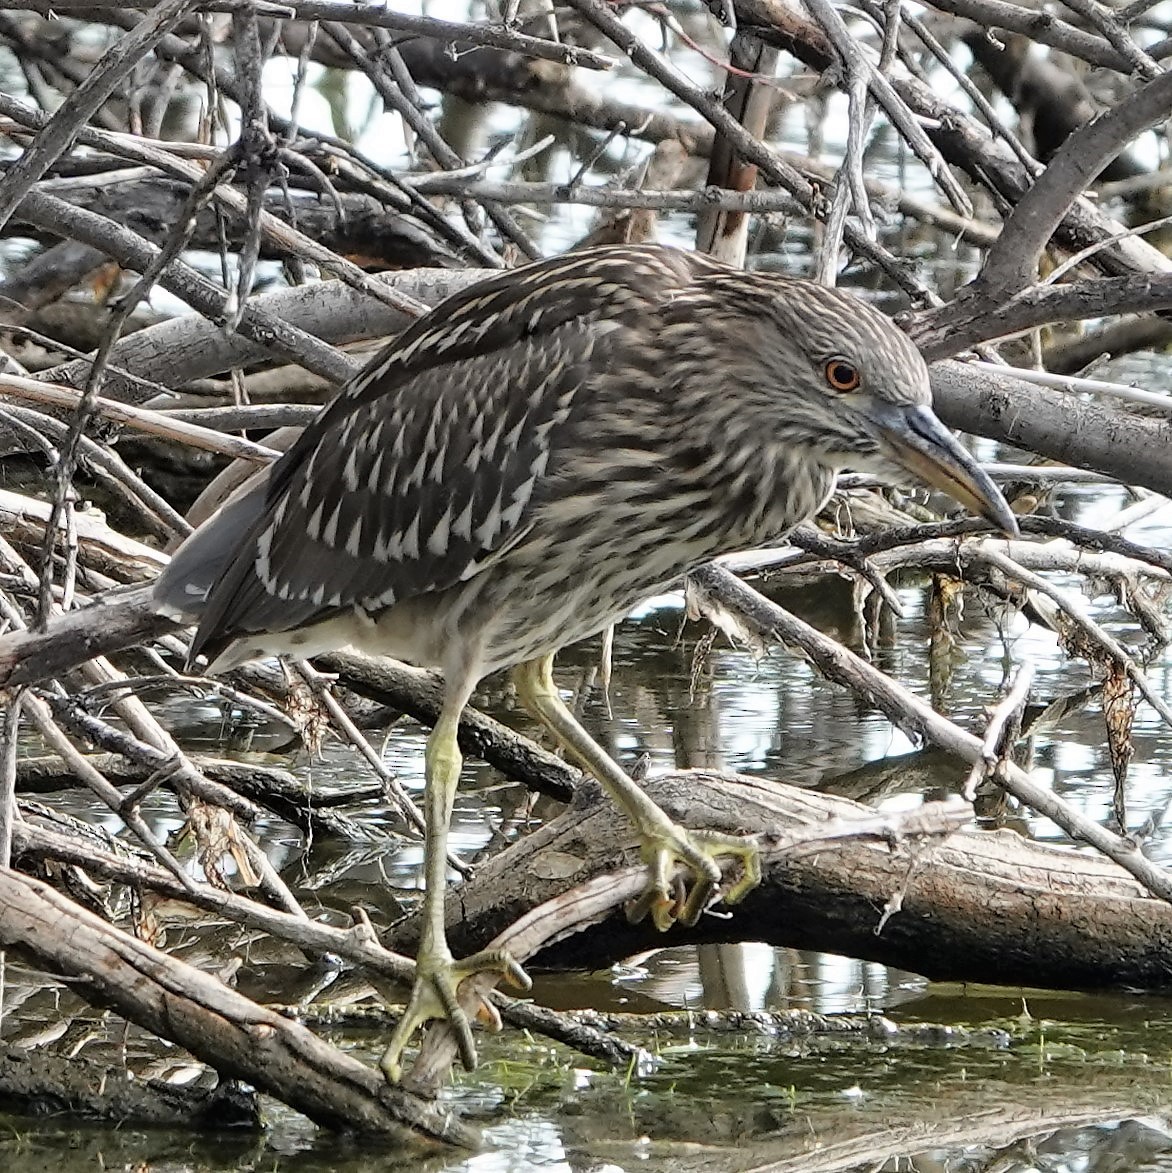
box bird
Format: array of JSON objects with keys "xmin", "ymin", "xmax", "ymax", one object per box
[{"xmin": 152, "ymin": 244, "xmax": 1018, "ymax": 1082}]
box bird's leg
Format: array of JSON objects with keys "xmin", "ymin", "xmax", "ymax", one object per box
[
  {"xmin": 379, "ymin": 696, "xmax": 530, "ymax": 1084},
  {"xmin": 513, "ymin": 654, "xmax": 760, "ymax": 931}
]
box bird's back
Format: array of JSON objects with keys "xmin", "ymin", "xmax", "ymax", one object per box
[{"xmin": 154, "ymin": 246, "xmax": 728, "ymax": 671}]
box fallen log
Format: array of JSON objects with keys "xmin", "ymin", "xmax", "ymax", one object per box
[
  {"xmin": 396, "ymin": 769, "xmax": 1172, "ymax": 1092},
  {"xmin": 410, "ymin": 770, "xmax": 1172, "ymax": 987}
]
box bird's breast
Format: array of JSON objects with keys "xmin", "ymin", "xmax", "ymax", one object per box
[{"xmin": 348, "ymin": 448, "xmax": 837, "ymax": 679}]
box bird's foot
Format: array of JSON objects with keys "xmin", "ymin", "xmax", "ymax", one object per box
[
  {"xmin": 379, "ymin": 945, "xmax": 531, "ymax": 1083},
  {"xmin": 625, "ymin": 822, "xmax": 761, "ymax": 931}
]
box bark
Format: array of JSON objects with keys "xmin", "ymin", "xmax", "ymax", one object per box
[
  {"xmin": 0, "ymin": 868, "xmax": 479, "ymax": 1144},
  {"xmin": 16, "ymin": 766, "xmax": 1167, "ymax": 1101},
  {"xmin": 16, "ymin": 752, "xmax": 378, "ymax": 839},
  {"xmin": 947, "ymin": 69, "xmax": 1172, "ymax": 301},
  {"xmin": 396, "ymin": 772, "xmax": 1172, "ymax": 990},
  {"xmin": 8, "ymin": 177, "xmax": 463, "ymax": 271},
  {"xmin": 930, "ymin": 360, "xmax": 1172, "ymax": 496},
  {"xmin": 34, "ymin": 267, "xmax": 475, "ymax": 400},
  {"xmin": 964, "ymin": 31, "xmax": 1147, "ymax": 182},
  {"xmin": 3, "ymin": 260, "xmax": 1165, "ymax": 510},
  {"xmin": 0, "ymin": 1039, "xmax": 260, "ymax": 1127}
]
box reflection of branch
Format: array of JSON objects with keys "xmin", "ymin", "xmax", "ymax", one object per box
[
  {"xmin": 0, "ymin": 1038, "xmax": 251, "ymax": 1128},
  {"xmin": 693, "ymin": 1099, "xmax": 1158, "ymax": 1173},
  {"xmin": 407, "ymin": 790, "xmax": 968, "ymax": 1090}
]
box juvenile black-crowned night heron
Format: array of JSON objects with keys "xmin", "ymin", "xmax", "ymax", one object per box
[{"xmin": 154, "ymin": 244, "xmax": 1017, "ymax": 1081}]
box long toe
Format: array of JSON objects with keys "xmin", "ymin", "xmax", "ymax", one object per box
[
  {"xmin": 380, "ymin": 948, "xmax": 531, "ymax": 1084},
  {"xmin": 625, "ymin": 823, "xmax": 761, "ymax": 931}
]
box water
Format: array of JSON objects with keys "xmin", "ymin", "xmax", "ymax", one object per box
[
  {"xmin": 6, "ymin": 3, "xmax": 1172, "ymax": 1169},
  {"xmin": 9, "ymin": 553, "xmax": 1172, "ymax": 1171}
]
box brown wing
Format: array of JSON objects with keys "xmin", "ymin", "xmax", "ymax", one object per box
[{"xmin": 159, "ymin": 246, "xmax": 716, "ymax": 664}]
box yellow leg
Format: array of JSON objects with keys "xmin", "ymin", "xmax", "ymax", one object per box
[
  {"xmin": 380, "ymin": 697, "xmax": 530, "ymax": 1084},
  {"xmin": 513, "ymin": 654, "xmax": 760, "ymax": 931}
]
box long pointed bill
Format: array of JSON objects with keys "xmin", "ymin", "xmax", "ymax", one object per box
[{"xmin": 868, "ymin": 403, "xmax": 1020, "ymax": 537}]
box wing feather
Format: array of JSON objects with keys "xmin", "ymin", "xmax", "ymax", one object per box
[{"xmin": 167, "ymin": 246, "xmax": 716, "ymax": 664}]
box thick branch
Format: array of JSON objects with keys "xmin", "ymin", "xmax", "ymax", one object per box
[
  {"xmin": 929, "ymin": 360, "xmax": 1172, "ymax": 496},
  {"xmin": 0, "ymin": 868, "xmax": 477, "ymax": 1144},
  {"xmin": 915, "ymin": 272, "xmax": 1172, "ymax": 358},
  {"xmin": 970, "ymin": 70, "xmax": 1172, "ymax": 299},
  {"xmin": 417, "ymin": 773, "xmax": 1172, "ymax": 985},
  {"xmin": 398, "ymin": 770, "xmax": 1172, "ymax": 1091}
]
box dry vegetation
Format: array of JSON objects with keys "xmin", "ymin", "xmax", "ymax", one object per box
[{"xmin": 0, "ymin": 0, "xmax": 1171, "ymax": 1148}]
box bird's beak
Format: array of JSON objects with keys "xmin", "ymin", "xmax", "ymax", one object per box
[{"xmin": 867, "ymin": 403, "xmax": 1020, "ymax": 537}]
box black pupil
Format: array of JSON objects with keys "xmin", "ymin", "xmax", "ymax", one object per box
[{"xmin": 830, "ymin": 362, "xmax": 856, "ymax": 387}]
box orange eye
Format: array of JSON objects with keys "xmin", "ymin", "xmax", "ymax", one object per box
[{"xmin": 824, "ymin": 358, "xmax": 861, "ymax": 392}]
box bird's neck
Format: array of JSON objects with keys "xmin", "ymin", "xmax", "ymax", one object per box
[{"xmin": 663, "ymin": 426, "xmax": 837, "ymax": 550}]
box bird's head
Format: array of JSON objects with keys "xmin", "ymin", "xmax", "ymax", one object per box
[{"xmin": 717, "ymin": 278, "xmax": 1020, "ymax": 537}]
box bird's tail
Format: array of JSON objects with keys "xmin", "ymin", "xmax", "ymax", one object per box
[{"xmin": 152, "ymin": 471, "xmax": 269, "ymax": 624}]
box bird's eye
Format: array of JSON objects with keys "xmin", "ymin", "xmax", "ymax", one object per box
[{"xmin": 824, "ymin": 358, "xmax": 861, "ymax": 392}]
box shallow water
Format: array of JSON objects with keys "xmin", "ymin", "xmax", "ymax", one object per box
[
  {"xmin": 6, "ymin": 4, "xmax": 1172, "ymax": 1169},
  {"xmin": 9, "ymin": 539, "xmax": 1172, "ymax": 1171}
]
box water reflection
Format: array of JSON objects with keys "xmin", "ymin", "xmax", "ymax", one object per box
[
  {"xmin": 612, "ymin": 942, "xmax": 929, "ymax": 1016},
  {"xmin": 247, "ymin": 544, "xmax": 1172, "ymax": 1021}
]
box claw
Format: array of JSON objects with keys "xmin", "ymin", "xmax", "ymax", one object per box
[
  {"xmin": 380, "ymin": 947, "xmax": 532, "ymax": 1083},
  {"xmin": 513, "ymin": 657, "xmax": 761, "ymax": 937},
  {"xmin": 623, "ymin": 823, "xmax": 760, "ymax": 930}
]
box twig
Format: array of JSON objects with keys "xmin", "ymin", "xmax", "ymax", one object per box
[
  {"xmin": 963, "ymin": 662, "xmax": 1035, "ymax": 800},
  {"xmin": 292, "ymin": 662, "xmax": 445, "ymax": 856},
  {"xmin": 0, "ymin": 94, "xmax": 434, "ymax": 320},
  {"xmin": 1, "ymin": 402, "xmax": 191, "ymax": 539},
  {"xmin": 1058, "ymin": 0, "xmax": 1160, "ymax": 77},
  {"xmin": 976, "ymin": 545, "xmax": 1172, "ymax": 733},
  {"xmin": 0, "ymin": 0, "xmax": 200, "ymax": 233},
  {"xmin": 915, "ymin": 271, "xmax": 1172, "ymax": 359},
  {"xmin": 22, "ymin": 690, "xmax": 196, "ymax": 890},
  {"xmin": 919, "ymin": 0, "xmax": 1156, "ymax": 70},
  {"xmin": 0, "ymin": 690, "xmax": 19, "ymax": 868},
  {"xmin": 0, "ymin": 371, "xmax": 283, "ymax": 462},
  {"xmin": 804, "ymin": 0, "xmax": 971, "ymax": 217},
  {"xmin": 980, "ymin": 362, "xmax": 1172, "ymax": 413},
  {"xmin": 13, "ymin": 189, "xmax": 358, "ymax": 385},
  {"xmin": 561, "ymin": 0, "xmax": 926, "ymax": 296},
  {"xmin": 407, "ymin": 797, "xmax": 971, "ymax": 1092}
]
